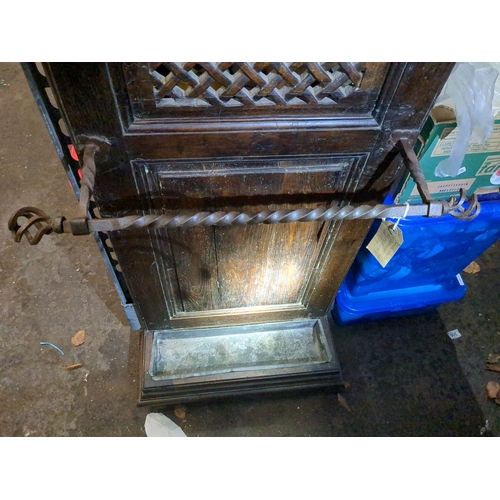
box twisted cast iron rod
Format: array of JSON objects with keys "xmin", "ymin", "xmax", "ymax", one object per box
[
  {"xmin": 9, "ymin": 138, "xmax": 481, "ymax": 245},
  {"xmin": 84, "ymin": 203, "xmax": 441, "ymax": 232}
]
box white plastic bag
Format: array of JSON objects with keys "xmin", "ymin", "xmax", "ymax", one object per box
[
  {"xmin": 145, "ymin": 413, "xmax": 187, "ymax": 437},
  {"xmin": 434, "ymin": 63, "xmax": 499, "ymax": 178}
]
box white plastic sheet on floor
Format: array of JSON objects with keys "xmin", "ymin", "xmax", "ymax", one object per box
[{"xmin": 145, "ymin": 413, "xmax": 187, "ymax": 437}]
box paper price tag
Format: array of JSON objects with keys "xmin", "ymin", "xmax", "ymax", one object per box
[{"xmin": 366, "ymin": 221, "xmax": 404, "ymax": 268}]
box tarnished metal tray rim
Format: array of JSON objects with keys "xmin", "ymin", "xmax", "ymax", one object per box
[{"xmin": 148, "ymin": 318, "xmax": 336, "ymax": 383}]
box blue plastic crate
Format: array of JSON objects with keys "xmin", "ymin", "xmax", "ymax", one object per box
[
  {"xmin": 333, "ymin": 273, "xmax": 466, "ymax": 325},
  {"xmin": 333, "ymin": 192, "xmax": 500, "ymax": 324}
]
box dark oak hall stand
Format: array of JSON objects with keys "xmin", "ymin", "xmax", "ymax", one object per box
[{"xmin": 21, "ymin": 63, "xmax": 453, "ymax": 404}]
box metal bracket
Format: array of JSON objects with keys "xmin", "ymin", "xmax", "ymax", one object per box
[
  {"xmin": 8, "ymin": 137, "xmax": 482, "ymax": 245},
  {"xmin": 74, "ymin": 135, "xmax": 111, "ymax": 217}
]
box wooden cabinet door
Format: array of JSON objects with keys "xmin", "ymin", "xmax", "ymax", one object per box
[{"xmin": 43, "ymin": 63, "xmax": 453, "ymax": 332}]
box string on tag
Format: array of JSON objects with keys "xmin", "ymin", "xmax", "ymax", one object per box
[{"xmin": 392, "ymin": 202, "xmax": 410, "ymax": 232}]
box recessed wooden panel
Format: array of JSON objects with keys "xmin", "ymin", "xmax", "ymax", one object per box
[
  {"xmin": 152, "ymin": 156, "xmax": 353, "ymax": 207},
  {"xmin": 132, "ymin": 154, "xmax": 366, "ymax": 316}
]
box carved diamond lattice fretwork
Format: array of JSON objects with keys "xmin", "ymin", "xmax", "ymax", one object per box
[{"xmin": 148, "ymin": 62, "xmax": 365, "ymax": 108}]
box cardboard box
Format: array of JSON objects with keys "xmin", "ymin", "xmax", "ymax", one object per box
[{"xmin": 396, "ymin": 107, "xmax": 500, "ymax": 203}]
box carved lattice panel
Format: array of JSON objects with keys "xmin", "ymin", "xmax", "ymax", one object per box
[
  {"xmin": 147, "ymin": 62, "xmax": 364, "ymax": 108},
  {"xmin": 124, "ymin": 62, "xmax": 392, "ymax": 122}
]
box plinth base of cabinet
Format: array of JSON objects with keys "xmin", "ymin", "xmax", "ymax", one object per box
[{"xmin": 138, "ymin": 316, "xmax": 342, "ymax": 406}]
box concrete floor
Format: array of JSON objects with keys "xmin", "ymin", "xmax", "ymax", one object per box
[{"xmin": 1, "ymin": 62, "xmax": 499, "ymax": 437}]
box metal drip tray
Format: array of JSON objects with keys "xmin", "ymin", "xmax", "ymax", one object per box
[
  {"xmin": 140, "ymin": 316, "xmax": 342, "ymax": 405},
  {"xmin": 150, "ymin": 319, "xmax": 333, "ymax": 381}
]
